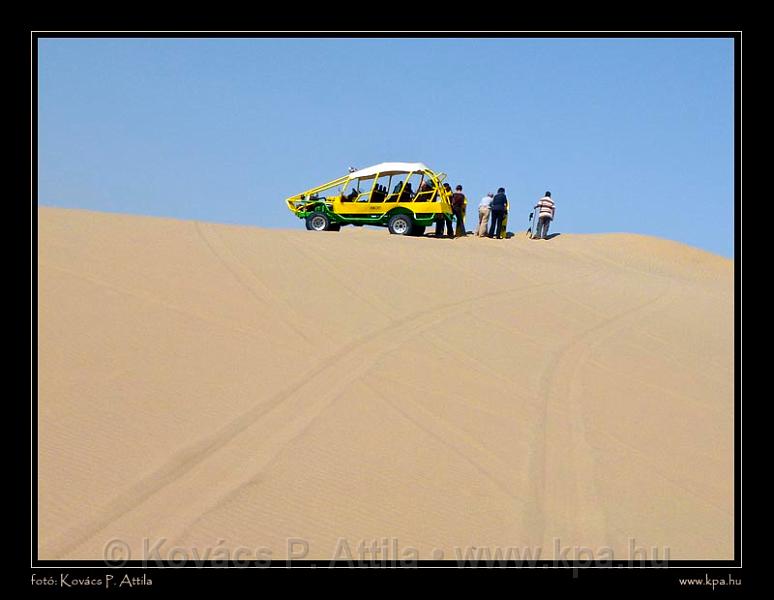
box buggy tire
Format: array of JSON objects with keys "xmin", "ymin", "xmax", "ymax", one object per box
[
  {"xmin": 388, "ymin": 214, "xmax": 414, "ymax": 235},
  {"xmin": 306, "ymin": 213, "xmax": 331, "ymax": 232}
]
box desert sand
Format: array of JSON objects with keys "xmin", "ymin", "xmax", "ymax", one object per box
[{"xmin": 37, "ymin": 206, "xmax": 734, "ymax": 562}]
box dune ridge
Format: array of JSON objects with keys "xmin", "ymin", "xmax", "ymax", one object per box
[{"xmin": 37, "ymin": 207, "xmax": 734, "ymax": 561}]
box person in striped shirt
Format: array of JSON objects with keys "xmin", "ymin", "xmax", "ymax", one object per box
[{"xmin": 534, "ymin": 191, "xmax": 556, "ymax": 240}]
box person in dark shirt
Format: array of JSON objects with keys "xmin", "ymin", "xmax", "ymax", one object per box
[
  {"xmin": 451, "ymin": 185, "xmax": 467, "ymax": 238},
  {"xmin": 488, "ymin": 187, "xmax": 508, "ymax": 238}
]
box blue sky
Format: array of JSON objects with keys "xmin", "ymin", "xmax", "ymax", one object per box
[{"xmin": 38, "ymin": 37, "xmax": 735, "ymax": 257}]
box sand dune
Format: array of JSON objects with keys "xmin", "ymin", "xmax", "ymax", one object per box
[{"xmin": 37, "ymin": 207, "xmax": 734, "ymax": 562}]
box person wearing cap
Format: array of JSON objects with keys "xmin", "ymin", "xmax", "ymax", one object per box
[
  {"xmin": 451, "ymin": 185, "xmax": 467, "ymax": 238},
  {"xmin": 477, "ymin": 192, "xmax": 493, "ymax": 237},
  {"xmin": 488, "ymin": 187, "xmax": 508, "ymax": 238},
  {"xmin": 534, "ymin": 191, "xmax": 556, "ymax": 239}
]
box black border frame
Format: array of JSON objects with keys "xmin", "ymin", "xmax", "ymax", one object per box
[{"xmin": 30, "ymin": 28, "xmax": 742, "ymax": 587}]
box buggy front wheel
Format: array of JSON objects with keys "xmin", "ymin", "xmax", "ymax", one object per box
[{"xmin": 306, "ymin": 213, "xmax": 331, "ymax": 231}]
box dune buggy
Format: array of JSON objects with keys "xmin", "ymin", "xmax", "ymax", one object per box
[{"xmin": 284, "ymin": 162, "xmax": 453, "ymax": 236}]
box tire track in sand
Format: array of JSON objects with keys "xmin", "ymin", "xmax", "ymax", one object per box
[
  {"xmin": 194, "ymin": 221, "xmax": 315, "ymax": 347},
  {"xmin": 42, "ymin": 268, "xmax": 596, "ymax": 559},
  {"xmin": 525, "ymin": 275, "xmax": 676, "ymax": 556}
]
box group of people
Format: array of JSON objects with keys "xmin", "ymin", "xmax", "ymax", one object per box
[
  {"xmin": 478, "ymin": 189, "xmax": 556, "ymax": 239},
  {"xmin": 435, "ymin": 185, "xmax": 557, "ymax": 240}
]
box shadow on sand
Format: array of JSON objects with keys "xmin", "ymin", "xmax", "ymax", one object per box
[
  {"xmin": 419, "ymin": 231, "xmax": 563, "ymax": 240},
  {"xmin": 528, "ymin": 232, "xmax": 562, "ymax": 241}
]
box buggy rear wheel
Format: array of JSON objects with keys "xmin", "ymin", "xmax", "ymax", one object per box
[
  {"xmin": 306, "ymin": 213, "xmax": 331, "ymax": 231},
  {"xmin": 388, "ymin": 214, "xmax": 414, "ymax": 235}
]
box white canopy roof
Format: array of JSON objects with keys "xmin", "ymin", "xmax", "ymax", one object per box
[{"xmin": 348, "ymin": 162, "xmax": 430, "ymax": 179}]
